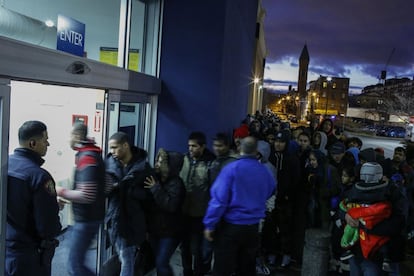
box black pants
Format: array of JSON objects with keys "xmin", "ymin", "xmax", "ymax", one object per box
[
  {"xmin": 180, "ymin": 216, "xmax": 205, "ymax": 276},
  {"xmin": 276, "ymin": 200, "xmax": 294, "ymax": 255},
  {"xmin": 5, "ymin": 246, "xmax": 52, "ymax": 276},
  {"xmin": 213, "ymin": 222, "xmax": 259, "ymax": 276}
]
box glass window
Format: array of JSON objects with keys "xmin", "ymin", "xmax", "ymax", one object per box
[
  {"xmin": 1, "ymin": 1, "xmax": 120, "ymax": 61},
  {"xmin": 0, "ymin": 0, "xmax": 157, "ymax": 74},
  {"xmin": 129, "ymin": 1, "xmax": 146, "ymax": 72}
]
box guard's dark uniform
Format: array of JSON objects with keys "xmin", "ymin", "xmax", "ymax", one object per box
[{"xmin": 5, "ymin": 148, "xmax": 62, "ymax": 276}]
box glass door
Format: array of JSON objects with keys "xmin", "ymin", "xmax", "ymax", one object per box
[
  {"xmin": 104, "ymin": 90, "xmax": 152, "ymax": 151},
  {"xmin": 8, "ymin": 80, "xmax": 105, "ymax": 275},
  {"xmin": 99, "ymin": 89, "xmax": 154, "ymax": 271},
  {"xmin": 0, "ymin": 79, "xmax": 11, "ymax": 272}
]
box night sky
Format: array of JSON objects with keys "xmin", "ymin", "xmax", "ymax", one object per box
[{"xmin": 262, "ymin": 0, "xmax": 414, "ymax": 94}]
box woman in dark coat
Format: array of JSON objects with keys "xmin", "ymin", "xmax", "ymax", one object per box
[{"xmin": 144, "ymin": 148, "xmax": 186, "ymax": 276}]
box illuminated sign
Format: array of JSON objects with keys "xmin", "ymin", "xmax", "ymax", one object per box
[{"xmin": 57, "ymin": 14, "xmax": 85, "ymax": 57}]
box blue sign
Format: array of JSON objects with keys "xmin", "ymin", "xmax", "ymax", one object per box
[{"xmin": 57, "ymin": 14, "xmax": 85, "ymax": 57}]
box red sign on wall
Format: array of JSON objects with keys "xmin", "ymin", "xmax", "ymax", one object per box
[
  {"xmin": 72, "ymin": 114, "xmax": 88, "ymax": 125},
  {"xmin": 94, "ymin": 111, "xmax": 102, "ymax": 132}
]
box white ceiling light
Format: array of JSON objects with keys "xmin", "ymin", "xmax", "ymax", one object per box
[{"xmin": 45, "ymin": 19, "xmax": 54, "ymax": 27}]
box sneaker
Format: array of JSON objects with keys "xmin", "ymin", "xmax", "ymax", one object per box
[
  {"xmin": 329, "ymin": 258, "xmax": 340, "ymax": 272},
  {"xmin": 382, "ymin": 258, "xmax": 392, "ymax": 272},
  {"xmin": 340, "ymin": 250, "xmax": 354, "ymax": 261},
  {"xmin": 266, "ymin": 254, "xmax": 277, "ymax": 268},
  {"xmin": 339, "ymin": 260, "xmax": 350, "ymax": 272},
  {"xmin": 256, "ymin": 263, "xmax": 271, "ymax": 275},
  {"xmin": 280, "ymin": 254, "xmax": 291, "ymax": 268},
  {"xmin": 267, "ymin": 254, "xmax": 276, "ymax": 265}
]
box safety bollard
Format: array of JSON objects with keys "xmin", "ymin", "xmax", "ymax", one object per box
[{"xmin": 301, "ymin": 228, "xmax": 331, "ymax": 276}]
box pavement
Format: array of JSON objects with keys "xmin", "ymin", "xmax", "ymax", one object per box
[
  {"xmin": 51, "ymin": 227, "xmax": 301, "ymax": 276},
  {"xmin": 52, "ymin": 227, "xmax": 414, "ymax": 276}
]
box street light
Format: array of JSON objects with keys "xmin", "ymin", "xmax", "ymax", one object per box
[
  {"xmin": 310, "ymin": 92, "xmax": 317, "ymax": 115},
  {"xmin": 252, "ymin": 77, "xmax": 261, "ymax": 114},
  {"xmin": 324, "ymin": 77, "xmax": 332, "ymax": 116}
]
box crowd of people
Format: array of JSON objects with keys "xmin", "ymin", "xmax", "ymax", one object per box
[{"xmin": 4, "ymin": 113, "xmax": 414, "ymax": 276}]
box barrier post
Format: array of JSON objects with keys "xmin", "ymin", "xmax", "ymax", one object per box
[{"xmin": 301, "ymin": 228, "xmax": 331, "ymax": 276}]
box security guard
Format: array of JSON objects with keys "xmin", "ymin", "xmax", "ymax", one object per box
[{"xmin": 5, "ymin": 121, "xmax": 62, "ymax": 276}]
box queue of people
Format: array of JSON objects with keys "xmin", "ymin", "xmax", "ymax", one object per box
[{"xmin": 4, "ymin": 113, "xmax": 414, "ymax": 276}]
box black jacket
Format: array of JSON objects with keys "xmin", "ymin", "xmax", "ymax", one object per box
[
  {"xmin": 105, "ymin": 147, "xmax": 154, "ymax": 247},
  {"xmin": 147, "ymin": 151, "xmax": 186, "ymax": 237}
]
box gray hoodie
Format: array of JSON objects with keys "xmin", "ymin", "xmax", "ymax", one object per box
[
  {"xmin": 314, "ymin": 131, "xmax": 328, "ymax": 155},
  {"xmin": 257, "ymin": 140, "xmax": 277, "ymax": 211}
]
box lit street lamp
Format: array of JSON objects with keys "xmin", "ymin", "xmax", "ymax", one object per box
[{"xmin": 324, "ymin": 77, "xmax": 332, "ymax": 116}]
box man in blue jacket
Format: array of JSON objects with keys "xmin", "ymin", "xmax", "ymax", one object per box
[
  {"xmin": 203, "ymin": 136, "xmax": 276, "ymax": 276},
  {"xmin": 6, "ymin": 121, "xmax": 62, "ymax": 276}
]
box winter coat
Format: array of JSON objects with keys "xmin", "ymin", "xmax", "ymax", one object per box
[
  {"xmin": 317, "ymin": 118, "xmax": 339, "ymax": 150},
  {"xmin": 257, "ymin": 140, "xmax": 278, "ymax": 210},
  {"xmin": 269, "ymin": 143, "xmax": 301, "ymax": 203},
  {"xmin": 147, "ymin": 151, "xmax": 186, "ymax": 237},
  {"xmin": 180, "ymin": 149, "xmax": 215, "ymax": 217},
  {"xmin": 306, "ymin": 150, "xmax": 341, "ymax": 228},
  {"xmin": 209, "ymin": 153, "xmax": 238, "ymax": 185},
  {"xmin": 349, "ymin": 181, "xmax": 409, "ymax": 262},
  {"xmin": 72, "ymin": 142, "xmax": 106, "ymax": 222},
  {"xmin": 105, "ymin": 147, "xmax": 154, "ymax": 247},
  {"xmin": 7, "ymin": 148, "xmax": 61, "ymax": 248}
]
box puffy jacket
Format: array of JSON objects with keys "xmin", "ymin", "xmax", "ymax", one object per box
[
  {"xmin": 105, "ymin": 147, "xmax": 154, "ymax": 246},
  {"xmin": 147, "ymin": 151, "xmax": 186, "ymax": 237},
  {"xmin": 180, "ymin": 149, "xmax": 215, "ymax": 217}
]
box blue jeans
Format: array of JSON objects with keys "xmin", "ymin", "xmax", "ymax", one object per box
[
  {"xmin": 68, "ymin": 220, "xmax": 101, "ymax": 276},
  {"xmin": 349, "ymin": 256, "xmax": 400, "ymax": 276},
  {"xmin": 202, "ymin": 239, "xmax": 214, "ymax": 273},
  {"xmin": 149, "ymin": 235, "xmax": 180, "ymax": 276},
  {"xmin": 385, "ymin": 262, "xmax": 401, "ymax": 276},
  {"xmin": 115, "ymin": 237, "xmax": 137, "ymax": 276}
]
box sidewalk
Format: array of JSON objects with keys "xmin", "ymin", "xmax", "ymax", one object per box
[
  {"xmin": 52, "ymin": 227, "xmax": 414, "ymax": 276},
  {"xmin": 52, "ymin": 227, "xmax": 97, "ymax": 275},
  {"xmin": 51, "ymin": 227, "xmax": 300, "ymax": 276}
]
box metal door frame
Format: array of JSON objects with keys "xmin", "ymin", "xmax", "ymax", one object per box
[
  {"xmin": 0, "ymin": 78, "xmax": 11, "ymax": 273},
  {"xmin": 0, "ymin": 36, "xmax": 161, "ymax": 274}
]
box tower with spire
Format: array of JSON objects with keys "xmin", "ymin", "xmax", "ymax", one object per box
[{"xmin": 297, "ymin": 44, "xmax": 309, "ymax": 120}]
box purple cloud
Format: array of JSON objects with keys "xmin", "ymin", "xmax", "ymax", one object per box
[{"xmin": 262, "ymin": 0, "xmax": 414, "ymax": 83}]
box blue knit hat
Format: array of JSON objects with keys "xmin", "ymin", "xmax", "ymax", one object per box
[{"xmin": 329, "ymin": 141, "xmax": 345, "ymax": 154}]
